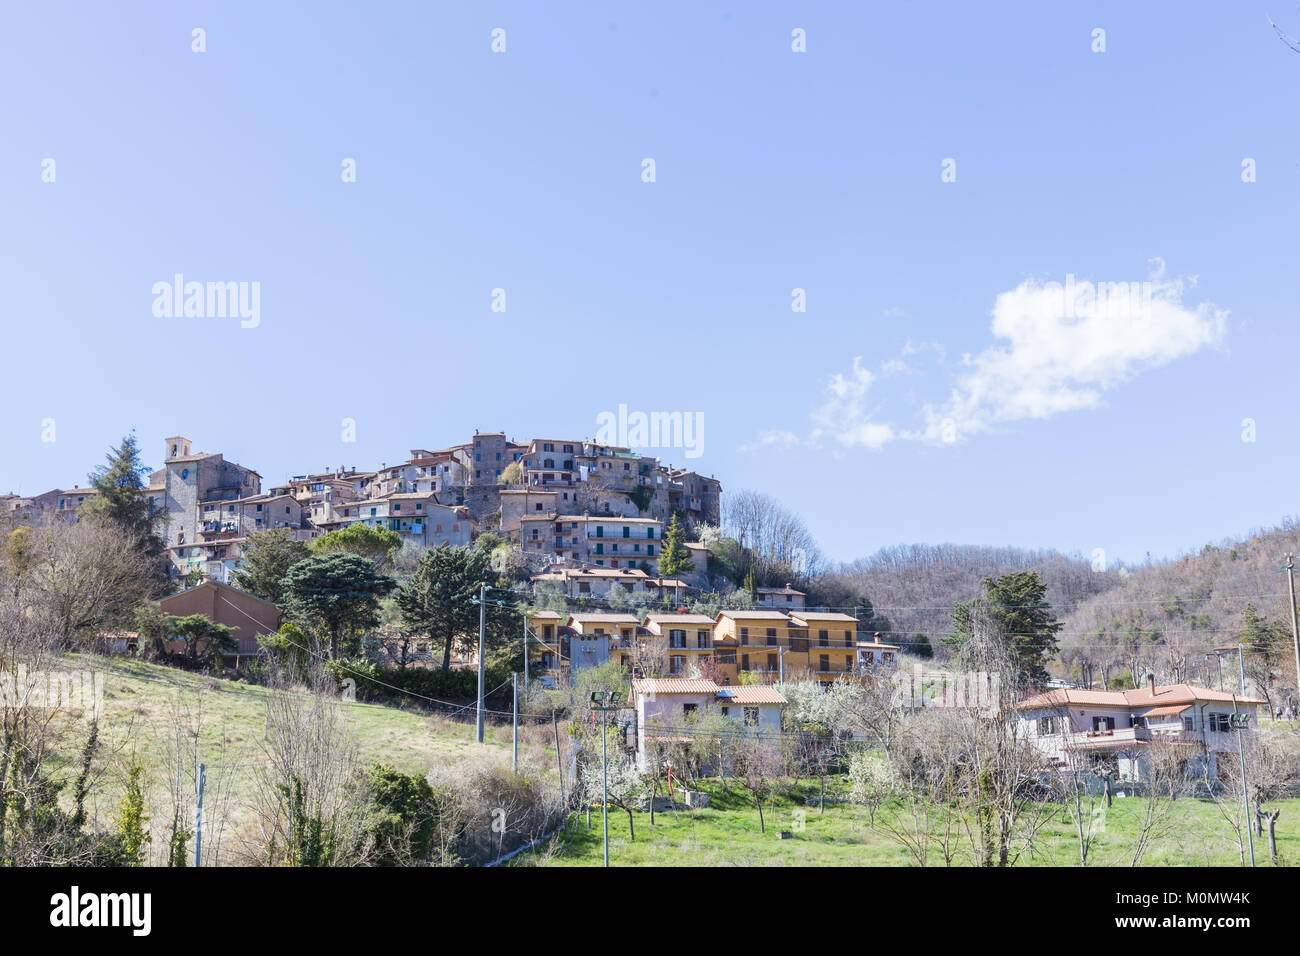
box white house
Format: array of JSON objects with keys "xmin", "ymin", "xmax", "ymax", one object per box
[
  {"xmin": 856, "ymin": 636, "xmax": 900, "ymax": 671},
  {"xmin": 1017, "ymin": 680, "xmax": 1265, "ymax": 782},
  {"xmin": 629, "ymin": 678, "xmax": 786, "ymax": 770}
]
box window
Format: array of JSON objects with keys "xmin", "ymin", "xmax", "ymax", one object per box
[
  {"xmin": 819, "ymin": 654, "xmax": 830, "ymax": 672},
  {"xmin": 744, "ymin": 707, "xmax": 759, "ymax": 727},
  {"xmin": 766, "ymin": 628, "xmax": 777, "ymax": 645},
  {"xmin": 740, "ymin": 627, "xmax": 749, "ymax": 645},
  {"xmin": 1037, "ymin": 716, "xmax": 1057, "ymax": 735},
  {"xmin": 1091, "ymin": 716, "xmax": 1116, "ymax": 732},
  {"xmin": 843, "ymin": 630, "xmax": 853, "ymax": 647},
  {"xmin": 767, "ymin": 653, "xmax": 778, "ymax": 671},
  {"xmin": 818, "ymin": 629, "xmax": 829, "ymax": 646},
  {"xmin": 697, "ymin": 630, "xmax": 709, "ymax": 648},
  {"xmin": 1182, "ymin": 716, "xmax": 1195, "ymax": 731},
  {"xmin": 1209, "ymin": 713, "xmax": 1232, "ymax": 733},
  {"xmin": 741, "ymin": 653, "xmax": 750, "ymax": 670}
]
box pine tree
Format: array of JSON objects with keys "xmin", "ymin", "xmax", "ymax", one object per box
[
  {"xmin": 81, "ymin": 432, "xmax": 169, "ymax": 594},
  {"xmin": 396, "ymin": 545, "xmax": 520, "ymax": 671},
  {"xmin": 279, "ymin": 553, "xmax": 395, "ymax": 659},
  {"xmin": 231, "ymin": 527, "xmax": 310, "ymax": 604},
  {"xmin": 946, "ymin": 571, "xmax": 1062, "ymax": 686},
  {"xmin": 658, "ymin": 513, "xmax": 695, "ymax": 579}
]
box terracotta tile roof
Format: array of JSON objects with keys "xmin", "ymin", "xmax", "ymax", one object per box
[
  {"xmin": 1123, "ymin": 683, "xmax": 1267, "ymax": 707},
  {"xmin": 644, "ymin": 614, "xmax": 716, "ymax": 625},
  {"xmin": 792, "ymin": 612, "xmax": 857, "ymax": 624},
  {"xmin": 715, "ymin": 610, "xmax": 794, "ymax": 622},
  {"xmin": 1140, "ymin": 704, "xmax": 1192, "ymax": 717},
  {"xmin": 716, "ymin": 685, "xmax": 787, "ymax": 705},
  {"xmin": 1019, "ymin": 683, "xmax": 1267, "ymax": 710},
  {"xmin": 632, "ymin": 678, "xmax": 718, "ymax": 695}
]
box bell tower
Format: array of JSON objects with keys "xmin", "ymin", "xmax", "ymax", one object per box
[{"xmin": 164, "ymin": 436, "xmax": 192, "ymax": 461}]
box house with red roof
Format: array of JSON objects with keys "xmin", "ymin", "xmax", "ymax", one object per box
[
  {"xmin": 629, "ymin": 677, "xmax": 786, "ymax": 770},
  {"xmin": 1017, "ymin": 676, "xmax": 1265, "ymax": 782}
]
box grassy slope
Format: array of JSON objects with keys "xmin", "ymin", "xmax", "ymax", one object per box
[
  {"xmin": 53, "ymin": 654, "xmax": 547, "ymax": 863},
  {"xmin": 513, "ymin": 779, "xmax": 1300, "ymax": 867}
]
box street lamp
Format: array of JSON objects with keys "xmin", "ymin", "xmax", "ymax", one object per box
[{"xmin": 590, "ymin": 690, "xmax": 622, "ymax": 868}]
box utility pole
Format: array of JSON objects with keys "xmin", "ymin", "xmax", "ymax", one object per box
[
  {"xmin": 1286, "ymin": 555, "xmax": 1300, "ymax": 712},
  {"xmin": 476, "ymin": 583, "xmax": 487, "ymax": 743},
  {"xmin": 778, "ymin": 645, "xmax": 785, "ymax": 683},
  {"xmin": 1232, "ymin": 696, "xmax": 1255, "ymax": 867},
  {"xmin": 523, "ymin": 615, "xmax": 529, "ymax": 694},
  {"xmin": 512, "ymin": 673, "xmax": 519, "ymax": 773},
  {"xmin": 193, "ymin": 763, "xmax": 206, "ymax": 868},
  {"xmin": 1236, "ymin": 643, "xmax": 1247, "ymax": 699}
]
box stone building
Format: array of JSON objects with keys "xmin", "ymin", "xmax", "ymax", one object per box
[{"xmin": 149, "ymin": 436, "xmax": 262, "ymax": 578}]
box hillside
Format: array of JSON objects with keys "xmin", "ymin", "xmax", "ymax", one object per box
[
  {"xmin": 1055, "ymin": 517, "xmax": 1300, "ymax": 691},
  {"xmin": 822, "ymin": 518, "xmax": 1300, "ymax": 695},
  {"xmin": 823, "ymin": 543, "xmax": 1125, "ymax": 651},
  {"xmin": 55, "ymin": 655, "xmax": 557, "ymax": 865}
]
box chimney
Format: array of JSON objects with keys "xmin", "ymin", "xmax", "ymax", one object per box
[{"xmin": 1147, "ymin": 673, "xmax": 1156, "ymax": 695}]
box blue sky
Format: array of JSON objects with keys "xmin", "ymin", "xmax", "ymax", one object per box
[{"xmin": 2, "ymin": 1, "xmax": 1298, "ymax": 568}]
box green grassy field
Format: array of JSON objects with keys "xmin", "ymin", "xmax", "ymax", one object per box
[
  {"xmin": 49, "ymin": 654, "xmax": 554, "ymax": 863},
  {"xmin": 513, "ymin": 778, "xmax": 1300, "ymax": 867}
]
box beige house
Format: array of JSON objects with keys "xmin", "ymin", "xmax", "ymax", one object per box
[
  {"xmin": 336, "ymin": 494, "xmax": 473, "ymax": 548},
  {"xmin": 756, "ymin": 584, "xmax": 806, "ymax": 610},
  {"xmin": 642, "ymin": 613, "xmax": 716, "ymax": 676}
]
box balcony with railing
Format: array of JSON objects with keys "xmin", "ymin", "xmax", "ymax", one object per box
[{"xmin": 1062, "ymin": 726, "xmax": 1151, "ymax": 749}]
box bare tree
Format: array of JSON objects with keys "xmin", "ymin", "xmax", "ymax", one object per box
[
  {"xmin": 1127, "ymin": 737, "xmax": 1191, "ymax": 866},
  {"xmin": 17, "ymin": 518, "xmax": 156, "ymax": 647},
  {"xmin": 249, "ymin": 666, "xmax": 373, "ymax": 866}
]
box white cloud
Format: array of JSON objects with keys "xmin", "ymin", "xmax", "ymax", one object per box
[
  {"xmin": 918, "ymin": 269, "xmax": 1226, "ymax": 442},
  {"xmin": 809, "ymin": 356, "xmax": 897, "ymax": 450},
  {"xmin": 755, "ymin": 263, "xmax": 1227, "ymax": 454},
  {"xmin": 740, "ymin": 429, "xmax": 804, "ymax": 453}
]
